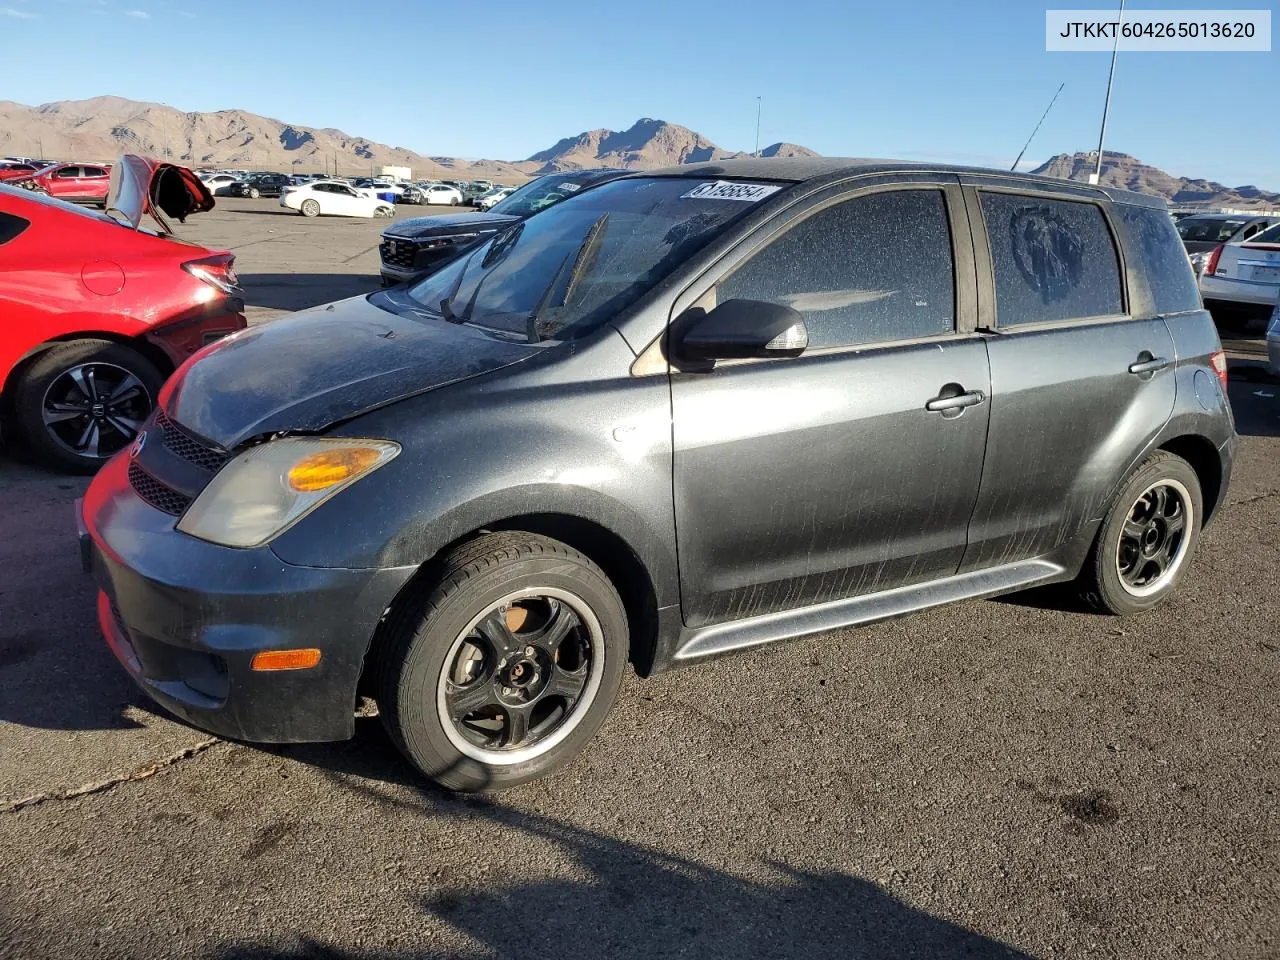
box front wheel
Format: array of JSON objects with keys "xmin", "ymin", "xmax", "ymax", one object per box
[
  {"xmin": 14, "ymin": 339, "xmax": 163, "ymax": 473},
  {"xmin": 374, "ymin": 533, "xmax": 628, "ymax": 791},
  {"xmin": 300, "ymin": 198, "xmax": 320, "ymax": 217},
  {"xmin": 248, "ymin": 187, "xmax": 260, "ymax": 199},
  {"xmin": 1076, "ymin": 451, "xmax": 1204, "ymax": 615}
]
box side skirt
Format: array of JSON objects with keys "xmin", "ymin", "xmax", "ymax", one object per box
[{"xmin": 673, "ymin": 558, "xmax": 1066, "ymax": 661}]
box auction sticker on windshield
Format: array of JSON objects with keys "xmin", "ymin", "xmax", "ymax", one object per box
[{"xmin": 681, "ymin": 181, "xmax": 782, "ymax": 202}]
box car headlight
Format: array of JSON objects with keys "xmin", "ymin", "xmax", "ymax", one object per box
[{"xmin": 176, "ymin": 437, "xmax": 400, "ymax": 548}]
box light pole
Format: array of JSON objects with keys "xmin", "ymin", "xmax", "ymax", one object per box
[
  {"xmin": 754, "ymin": 97, "xmax": 761, "ymax": 157},
  {"xmin": 1090, "ymin": 0, "xmax": 1125, "ymax": 185}
]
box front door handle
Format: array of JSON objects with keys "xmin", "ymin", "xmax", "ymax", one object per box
[
  {"xmin": 926, "ymin": 388, "xmax": 986, "ymax": 414},
  {"xmin": 1128, "ymin": 356, "xmax": 1171, "ymax": 376}
]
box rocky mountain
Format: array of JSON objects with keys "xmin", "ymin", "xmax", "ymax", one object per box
[
  {"xmin": 1031, "ymin": 151, "xmax": 1279, "ymax": 208},
  {"xmin": 0, "ymin": 96, "xmax": 532, "ymax": 180},
  {"xmin": 524, "ymin": 117, "xmax": 819, "ymax": 173},
  {"xmin": 0, "ymin": 98, "xmax": 820, "ymax": 183}
]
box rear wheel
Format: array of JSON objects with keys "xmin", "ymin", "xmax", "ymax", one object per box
[
  {"xmin": 1077, "ymin": 451, "xmax": 1203, "ymax": 615},
  {"xmin": 14, "ymin": 340, "xmax": 163, "ymax": 473},
  {"xmin": 374, "ymin": 533, "xmax": 628, "ymax": 791},
  {"xmin": 300, "ymin": 198, "xmax": 320, "ymax": 217},
  {"xmin": 248, "ymin": 187, "xmax": 260, "ymax": 199}
]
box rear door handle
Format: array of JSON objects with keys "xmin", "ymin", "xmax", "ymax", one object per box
[
  {"xmin": 926, "ymin": 390, "xmax": 986, "ymax": 413},
  {"xmin": 1128, "ymin": 357, "xmax": 1171, "ymax": 376}
]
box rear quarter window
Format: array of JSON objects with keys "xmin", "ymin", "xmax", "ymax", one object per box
[
  {"xmin": 0, "ymin": 211, "xmax": 31, "ymax": 245},
  {"xmin": 1114, "ymin": 204, "xmax": 1201, "ymax": 315},
  {"xmin": 979, "ymin": 192, "xmax": 1124, "ymax": 327}
]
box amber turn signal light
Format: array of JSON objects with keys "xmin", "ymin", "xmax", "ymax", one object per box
[
  {"xmin": 287, "ymin": 447, "xmax": 384, "ymax": 492},
  {"xmin": 250, "ymin": 648, "xmax": 322, "ymax": 671}
]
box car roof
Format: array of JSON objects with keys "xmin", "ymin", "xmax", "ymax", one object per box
[{"xmin": 637, "ymin": 157, "xmax": 1168, "ymax": 209}]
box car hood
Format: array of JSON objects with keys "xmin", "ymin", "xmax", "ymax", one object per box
[
  {"xmin": 163, "ymin": 294, "xmax": 539, "ymax": 449},
  {"xmin": 107, "ymin": 155, "xmax": 214, "ymax": 233},
  {"xmin": 383, "ymin": 211, "xmax": 520, "ymax": 240}
]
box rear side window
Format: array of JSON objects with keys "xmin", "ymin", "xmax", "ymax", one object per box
[
  {"xmin": 718, "ymin": 189, "xmax": 956, "ymax": 349},
  {"xmin": 1250, "ymin": 222, "xmax": 1280, "ymax": 244},
  {"xmin": 980, "ymin": 192, "xmax": 1123, "ymax": 327},
  {"xmin": 82, "ymin": 167, "xmax": 107, "ymax": 178},
  {"xmin": 1114, "ymin": 204, "xmax": 1201, "ymax": 315},
  {"xmin": 0, "ymin": 212, "xmax": 31, "ymax": 245}
]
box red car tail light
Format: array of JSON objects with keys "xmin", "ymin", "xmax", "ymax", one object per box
[
  {"xmin": 1205, "ymin": 243, "xmax": 1225, "ymax": 276},
  {"xmin": 1210, "ymin": 350, "xmax": 1228, "ymax": 391},
  {"xmin": 183, "ymin": 254, "xmax": 239, "ymax": 295}
]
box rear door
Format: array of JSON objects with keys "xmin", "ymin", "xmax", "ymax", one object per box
[
  {"xmin": 670, "ymin": 178, "xmax": 992, "ymax": 628},
  {"xmin": 80, "ymin": 166, "xmax": 110, "ymax": 199},
  {"xmin": 957, "ymin": 179, "xmax": 1176, "ymax": 571}
]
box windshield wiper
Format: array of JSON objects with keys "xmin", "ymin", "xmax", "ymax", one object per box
[
  {"xmin": 526, "ymin": 213, "xmax": 609, "ymax": 343},
  {"xmin": 437, "ymin": 249, "xmax": 479, "ymax": 323}
]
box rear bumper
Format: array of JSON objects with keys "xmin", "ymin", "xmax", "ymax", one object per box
[
  {"xmin": 1200, "ymin": 274, "xmax": 1280, "ymax": 309},
  {"xmin": 82, "ymin": 453, "xmax": 416, "ymax": 742},
  {"xmin": 145, "ymin": 298, "xmax": 246, "ymax": 367}
]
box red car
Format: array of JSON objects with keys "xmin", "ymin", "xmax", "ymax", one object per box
[
  {"xmin": 11, "ymin": 161, "xmax": 113, "ymax": 205},
  {"xmin": 0, "ymin": 155, "xmax": 246, "ymax": 472},
  {"xmin": 0, "ymin": 162, "xmax": 42, "ymax": 182}
]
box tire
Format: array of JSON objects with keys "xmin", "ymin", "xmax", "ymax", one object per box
[
  {"xmin": 374, "ymin": 532, "xmax": 628, "ymax": 792},
  {"xmin": 14, "ymin": 339, "xmax": 163, "ymax": 474},
  {"xmin": 300, "ymin": 199, "xmax": 320, "ymax": 218},
  {"xmin": 1076, "ymin": 451, "xmax": 1204, "ymax": 615},
  {"xmin": 248, "ymin": 187, "xmax": 260, "ymax": 199}
]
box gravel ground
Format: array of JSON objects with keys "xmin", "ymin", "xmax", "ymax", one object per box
[{"xmin": 0, "ymin": 199, "xmax": 1277, "ymax": 958}]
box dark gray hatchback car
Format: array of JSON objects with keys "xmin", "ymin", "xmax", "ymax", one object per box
[{"xmin": 82, "ymin": 158, "xmax": 1235, "ymax": 791}]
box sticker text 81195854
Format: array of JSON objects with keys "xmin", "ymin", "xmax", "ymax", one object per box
[{"xmin": 681, "ymin": 181, "xmax": 783, "ymax": 202}]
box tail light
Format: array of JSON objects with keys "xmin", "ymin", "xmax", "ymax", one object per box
[
  {"xmin": 1210, "ymin": 350, "xmax": 1228, "ymax": 391},
  {"xmin": 1205, "ymin": 243, "xmax": 1225, "ymax": 276},
  {"xmin": 183, "ymin": 254, "xmax": 239, "ymax": 295}
]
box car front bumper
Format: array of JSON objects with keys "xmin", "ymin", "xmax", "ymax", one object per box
[{"xmin": 80, "ymin": 453, "xmax": 416, "ymax": 743}]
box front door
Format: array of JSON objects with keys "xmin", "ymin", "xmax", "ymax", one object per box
[
  {"xmin": 671, "ymin": 184, "xmax": 991, "ymax": 628},
  {"xmin": 958, "ymin": 182, "xmax": 1177, "ymax": 570}
]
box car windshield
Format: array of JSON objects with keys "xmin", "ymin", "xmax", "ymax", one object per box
[
  {"xmin": 401, "ymin": 177, "xmax": 774, "ymax": 341},
  {"xmin": 490, "ymin": 174, "xmax": 607, "ymax": 218},
  {"xmin": 1249, "ymin": 222, "xmax": 1280, "ymax": 244},
  {"xmin": 1177, "ymin": 217, "xmax": 1248, "ymax": 242}
]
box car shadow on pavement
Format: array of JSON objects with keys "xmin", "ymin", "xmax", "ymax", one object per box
[
  {"xmin": 212, "ymin": 725, "xmax": 1030, "ymax": 960},
  {"xmin": 1227, "ymin": 372, "xmax": 1280, "ymax": 437},
  {"xmin": 237, "ymin": 273, "xmax": 382, "ymax": 313}
]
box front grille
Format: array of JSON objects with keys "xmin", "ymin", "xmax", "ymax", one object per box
[
  {"xmin": 155, "ymin": 411, "xmax": 229, "ymax": 473},
  {"xmin": 380, "ymin": 238, "xmax": 419, "ymax": 270},
  {"xmin": 128, "ymin": 462, "xmax": 193, "ymax": 517}
]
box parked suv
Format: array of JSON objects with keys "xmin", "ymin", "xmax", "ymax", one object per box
[
  {"xmin": 81, "ymin": 159, "xmax": 1234, "ymax": 791},
  {"xmin": 378, "ymin": 170, "xmax": 629, "ymax": 285},
  {"xmin": 229, "ymin": 173, "xmax": 293, "ymax": 198}
]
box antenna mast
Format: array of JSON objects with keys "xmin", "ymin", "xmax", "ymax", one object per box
[{"xmin": 1011, "ymin": 82, "xmax": 1065, "ymax": 172}]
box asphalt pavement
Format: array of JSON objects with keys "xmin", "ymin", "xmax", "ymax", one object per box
[{"xmin": 0, "ymin": 199, "xmax": 1277, "ymax": 958}]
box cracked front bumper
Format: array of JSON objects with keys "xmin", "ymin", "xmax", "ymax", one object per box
[{"xmin": 80, "ymin": 452, "xmax": 416, "ymax": 743}]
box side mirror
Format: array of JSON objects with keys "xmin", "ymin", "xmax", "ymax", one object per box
[{"xmin": 675, "ymin": 299, "xmax": 808, "ymax": 363}]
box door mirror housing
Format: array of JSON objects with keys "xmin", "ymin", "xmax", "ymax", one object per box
[{"xmin": 676, "ymin": 299, "xmax": 808, "ymax": 362}]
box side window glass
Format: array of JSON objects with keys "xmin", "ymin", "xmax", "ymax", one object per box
[
  {"xmin": 717, "ymin": 189, "xmax": 956, "ymax": 350},
  {"xmin": 0, "ymin": 212, "xmax": 31, "ymax": 245},
  {"xmin": 56, "ymin": 167, "xmax": 80, "ymax": 179},
  {"xmin": 1114, "ymin": 204, "xmax": 1201, "ymax": 315},
  {"xmin": 979, "ymin": 192, "xmax": 1124, "ymax": 327},
  {"xmin": 83, "ymin": 167, "xmax": 106, "ymax": 178}
]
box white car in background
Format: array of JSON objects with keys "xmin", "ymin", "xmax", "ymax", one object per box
[
  {"xmin": 476, "ymin": 186, "xmax": 514, "ymax": 210},
  {"xmin": 421, "ymin": 183, "xmax": 463, "ymax": 205},
  {"xmin": 199, "ymin": 173, "xmax": 240, "ymax": 196},
  {"xmin": 280, "ymin": 180, "xmax": 395, "ymax": 218},
  {"xmin": 1200, "ymin": 220, "xmax": 1280, "ymax": 329}
]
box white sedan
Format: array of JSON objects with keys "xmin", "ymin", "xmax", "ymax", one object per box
[
  {"xmin": 422, "ymin": 183, "xmax": 463, "ymax": 205},
  {"xmin": 199, "ymin": 173, "xmax": 240, "ymax": 196},
  {"xmin": 280, "ymin": 180, "xmax": 395, "ymax": 218},
  {"xmin": 476, "ymin": 187, "xmax": 514, "ymax": 210}
]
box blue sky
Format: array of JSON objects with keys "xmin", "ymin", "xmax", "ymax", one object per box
[{"xmin": 1, "ymin": 0, "xmax": 1275, "ymax": 188}]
